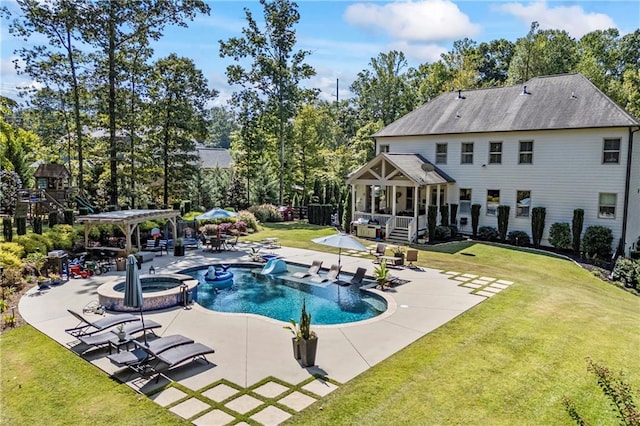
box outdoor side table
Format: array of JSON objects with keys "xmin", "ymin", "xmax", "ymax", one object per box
[{"xmin": 108, "ymin": 333, "xmax": 133, "ymax": 354}]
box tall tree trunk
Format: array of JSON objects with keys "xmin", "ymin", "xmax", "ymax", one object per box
[
  {"xmin": 65, "ymin": 26, "xmax": 83, "ymax": 193},
  {"xmin": 163, "ymin": 99, "xmax": 172, "ymax": 207},
  {"xmin": 108, "ymin": 4, "xmax": 118, "ymax": 207}
]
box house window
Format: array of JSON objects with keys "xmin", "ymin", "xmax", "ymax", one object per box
[
  {"xmin": 461, "ymin": 142, "xmax": 474, "ymax": 164},
  {"xmin": 598, "ymin": 193, "xmax": 616, "ymax": 219},
  {"xmin": 459, "ymin": 188, "xmax": 472, "ymax": 214},
  {"xmin": 516, "ymin": 190, "xmax": 531, "ymax": 217},
  {"xmin": 486, "ymin": 189, "xmax": 500, "ymax": 216},
  {"xmin": 436, "ymin": 143, "xmax": 447, "ymax": 164},
  {"xmin": 519, "ymin": 140, "xmax": 533, "ymax": 164},
  {"xmin": 603, "ymin": 138, "xmax": 620, "ymax": 164},
  {"xmin": 489, "ymin": 142, "xmax": 502, "ymax": 164},
  {"xmin": 379, "ymin": 144, "xmax": 390, "ymax": 153},
  {"xmin": 406, "ymin": 187, "xmax": 414, "ymax": 210}
]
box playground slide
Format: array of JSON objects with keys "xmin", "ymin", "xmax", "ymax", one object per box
[{"xmin": 75, "ymin": 196, "xmax": 95, "ymax": 214}]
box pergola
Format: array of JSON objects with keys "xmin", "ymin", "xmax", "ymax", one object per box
[{"xmin": 77, "ymin": 209, "xmax": 179, "ymax": 253}]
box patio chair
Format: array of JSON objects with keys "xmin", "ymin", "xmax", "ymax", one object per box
[
  {"xmin": 311, "ymin": 264, "xmax": 341, "ymax": 283},
  {"xmin": 144, "ymin": 342, "xmax": 216, "ymax": 382},
  {"xmin": 338, "ymin": 267, "xmax": 367, "ymax": 286},
  {"xmin": 371, "ymin": 243, "xmax": 386, "ymax": 262},
  {"xmin": 77, "ymin": 319, "xmax": 162, "ymax": 350},
  {"xmin": 226, "ymin": 234, "xmax": 239, "ymax": 251},
  {"xmin": 65, "ymin": 309, "xmax": 140, "ymax": 338},
  {"xmin": 406, "ymin": 249, "xmax": 419, "ymax": 269},
  {"xmin": 107, "ymin": 334, "xmax": 195, "ymax": 367},
  {"xmin": 292, "ymin": 260, "xmax": 323, "ymax": 278}
]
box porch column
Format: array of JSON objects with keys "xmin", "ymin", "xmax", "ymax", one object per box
[
  {"xmin": 436, "ymin": 184, "xmax": 441, "ymax": 221},
  {"xmin": 414, "ymin": 184, "xmax": 419, "ymax": 222},
  {"xmin": 370, "ymin": 185, "xmax": 375, "ymax": 215},
  {"xmin": 392, "ymin": 185, "xmax": 397, "ymax": 216},
  {"xmin": 351, "ymin": 184, "xmax": 355, "ymax": 225}
]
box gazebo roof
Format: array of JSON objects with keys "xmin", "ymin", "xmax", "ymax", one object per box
[{"xmin": 77, "ymin": 209, "xmax": 178, "ymax": 225}]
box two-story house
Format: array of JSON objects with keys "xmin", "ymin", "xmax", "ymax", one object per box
[{"xmin": 346, "ymin": 73, "xmax": 639, "ymax": 256}]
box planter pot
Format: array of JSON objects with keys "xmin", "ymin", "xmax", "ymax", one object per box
[
  {"xmin": 174, "ymin": 246, "xmax": 185, "ymax": 256},
  {"xmin": 38, "ymin": 279, "xmax": 51, "ymax": 289},
  {"xmin": 292, "ymin": 338, "xmax": 301, "ymax": 360},
  {"xmin": 116, "ymin": 259, "xmax": 126, "ymax": 271},
  {"xmin": 300, "ymin": 337, "xmax": 318, "ymax": 367},
  {"xmin": 394, "ymin": 253, "xmax": 405, "ymax": 266}
]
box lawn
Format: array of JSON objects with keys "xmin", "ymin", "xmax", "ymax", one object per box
[{"xmin": 2, "ymin": 223, "xmax": 638, "ymax": 425}]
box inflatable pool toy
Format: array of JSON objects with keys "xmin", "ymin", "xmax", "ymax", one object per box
[{"xmin": 205, "ymin": 265, "xmax": 234, "ymax": 282}]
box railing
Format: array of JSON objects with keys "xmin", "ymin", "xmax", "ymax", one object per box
[
  {"xmin": 394, "ymin": 216, "xmax": 412, "ymax": 229},
  {"xmin": 407, "ymin": 218, "xmax": 417, "ymax": 242},
  {"xmin": 384, "ymin": 216, "xmax": 394, "ymax": 239},
  {"xmin": 354, "ymin": 212, "xmax": 392, "ymax": 224}
]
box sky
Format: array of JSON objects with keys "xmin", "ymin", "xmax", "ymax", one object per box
[{"xmin": 1, "ymin": 0, "xmax": 639, "ymax": 106}]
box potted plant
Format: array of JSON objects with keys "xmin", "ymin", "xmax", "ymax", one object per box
[
  {"xmin": 284, "ymin": 319, "xmax": 301, "ymax": 360},
  {"xmin": 48, "ymin": 273, "xmax": 62, "ymax": 285},
  {"xmin": 115, "ymin": 324, "xmax": 126, "ymax": 341},
  {"xmin": 115, "ymin": 257, "xmax": 126, "ymax": 271},
  {"xmin": 392, "ymin": 245, "xmax": 406, "ymax": 266},
  {"xmin": 249, "ymin": 247, "xmax": 262, "ymax": 262},
  {"xmin": 297, "ymin": 299, "xmax": 318, "ymax": 367},
  {"xmin": 374, "ymin": 262, "xmax": 390, "ymax": 290},
  {"xmin": 174, "ymin": 238, "xmax": 185, "ymax": 256},
  {"xmin": 36, "ymin": 274, "xmax": 51, "ymax": 289}
]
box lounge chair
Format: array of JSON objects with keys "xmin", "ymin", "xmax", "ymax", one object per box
[
  {"xmin": 406, "ymin": 249, "xmax": 419, "ymax": 269},
  {"xmin": 107, "ymin": 334, "xmax": 195, "ymax": 367},
  {"xmin": 292, "ymin": 260, "xmax": 323, "ymax": 278},
  {"xmin": 77, "ymin": 319, "xmax": 162, "ymax": 350},
  {"xmin": 371, "ymin": 243, "xmax": 386, "ymax": 262},
  {"xmin": 311, "ymin": 264, "xmax": 341, "ymax": 283},
  {"xmin": 145, "ymin": 342, "xmax": 215, "ymax": 382},
  {"xmin": 65, "ymin": 309, "xmax": 140, "ymax": 338},
  {"xmin": 337, "ymin": 267, "xmax": 367, "ymax": 286}
]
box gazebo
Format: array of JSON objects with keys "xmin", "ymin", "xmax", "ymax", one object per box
[{"xmin": 77, "ymin": 209, "xmax": 179, "ymax": 253}]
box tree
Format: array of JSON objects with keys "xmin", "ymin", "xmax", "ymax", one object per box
[
  {"xmin": 146, "ymin": 54, "xmax": 215, "ymax": 206},
  {"xmin": 5, "ymin": 0, "xmax": 88, "ymax": 192},
  {"xmin": 220, "ymin": 0, "xmax": 316, "ymax": 206},
  {"xmin": 476, "ymin": 39, "xmax": 515, "ymax": 87},
  {"xmin": 440, "ymin": 38, "xmax": 480, "ymax": 90},
  {"xmin": 351, "ymin": 50, "xmax": 416, "ymax": 126},
  {"xmin": 81, "ymin": 0, "xmax": 210, "ymax": 206},
  {"xmin": 207, "ymin": 107, "xmax": 238, "ymax": 148}
]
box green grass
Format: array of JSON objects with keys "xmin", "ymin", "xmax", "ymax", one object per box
[
  {"xmin": 2, "ymin": 223, "xmax": 638, "ymax": 425},
  {"xmin": 0, "ymin": 326, "xmax": 189, "ymax": 426}
]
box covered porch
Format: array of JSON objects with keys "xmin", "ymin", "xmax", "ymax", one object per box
[{"xmin": 346, "ymin": 153, "xmax": 455, "ymax": 243}]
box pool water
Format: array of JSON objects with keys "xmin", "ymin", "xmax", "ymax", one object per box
[{"xmin": 187, "ymin": 266, "xmax": 387, "ymax": 325}]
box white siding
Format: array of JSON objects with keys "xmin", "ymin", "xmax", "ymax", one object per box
[
  {"xmin": 626, "ymin": 132, "xmax": 640, "ymax": 253},
  {"xmin": 378, "ymin": 127, "xmax": 635, "ymax": 251}
]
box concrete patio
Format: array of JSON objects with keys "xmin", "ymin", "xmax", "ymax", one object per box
[{"xmin": 19, "ymin": 243, "xmax": 511, "ymax": 425}]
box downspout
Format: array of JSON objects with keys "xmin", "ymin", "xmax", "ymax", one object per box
[{"xmin": 621, "ymin": 126, "xmax": 639, "ymax": 256}]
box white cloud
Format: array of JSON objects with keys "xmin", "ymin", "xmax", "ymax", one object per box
[
  {"xmin": 497, "ymin": 1, "xmax": 617, "ymax": 39},
  {"xmin": 344, "ymin": 0, "xmax": 481, "ymax": 42},
  {"xmin": 387, "ymin": 41, "xmax": 447, "ymax": 64}
]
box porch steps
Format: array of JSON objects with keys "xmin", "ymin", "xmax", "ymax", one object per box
[{"xmin": 386, "ymin": 228, "xmax": 409, "ymax": 244}]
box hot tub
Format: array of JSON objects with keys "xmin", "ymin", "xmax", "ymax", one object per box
[{"xmin": 97, "ymin": 273, "xmax": 199, "ymax": 312}]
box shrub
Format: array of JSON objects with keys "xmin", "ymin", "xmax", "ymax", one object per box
[
  {"xmin": 549, "ymin": 223, "xmax": 572, "ymax": 250},
  {"xmin": 13, "ymin": 234, "xmax": 53, "ymax": 255},
  {"xmin": 531, "ymin": 207, "xmax": 546, "ymax": 247},
  {"xmin": 237, "ymin": 210, "xmax": 258, "ymax": 231},
  {"xmin": 45, "ymin": 224, "xmax": 77, "ymax": 250},
  {"xmin": 572, "ymin": 208, "xmax": 584, "ymax": 253},
  {"xmin": 450, "ymin": 204, "xmax": 458, "ymax": 226},
  {"xmin": 582, "ymin": 225, "xmax": 613, "ymax": 260},
  {"xmin": 0, "ymin": 249, "xmax": 22, "ymax": 270},
  {"xmin": 33, "ymin": 217, "xmax": 43, "ymax": 234},
  {"xmin": 234, "ymin": 220, "xmax": 248, "ymax": 234},
  {"xmin": 612, "ymin": 258, "xmax": 640, "ymax": 289},
  {"xmin": 63, "ymin": 209, "xmax": 74, "ymax": 225},
  {"xmin": 440, "ymin": 205, "xmax": 449, "ymax": 227},
  {"xmin": 507, "ymin": 230, "xmax": 530, "ymax": 246},
  {"xmin": 16, "ymin": 217, "xmax": 26, "ymax": 235},
  {"xmin": 434, "ymin": 225, "xmax": 452, "ymax": 240},
  {"xmin": 471, "ymin": 204, "xmax": 481, "ymax": 236},
  {"xmin": 497, "ymin": 205, "xmax": 510, "ymax": 241},
  {"xmin": 48, "ymin": 211, "xmax": 58, "ymax": 227},
  {"xmin": 0, "ymin": 242, "xmax": 25, "ymax": 258},
  {"xmin": 478, "ymin": 226, "xmax": 499, "ymax": 241},
  {"xmin": 427, "ymin": 205, "xmax": 437, "ymax": 242},
  {"xmin": 248, "ymin": 204, "xmax": 282, "ymax": 223},
  {"xmin": 2, "ymin": 218, "xmax": 12, "ymax": 242}
]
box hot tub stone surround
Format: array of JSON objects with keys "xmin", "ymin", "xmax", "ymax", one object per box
[{"xmin": 98, "ymin": 273, "xmax": 199, "ymax": 312}]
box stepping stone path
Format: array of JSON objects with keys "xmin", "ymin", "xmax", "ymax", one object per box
[
  {"xmin": 150, "ymin": 377, "xmax": 339, "ymax": 425},
  {"xmin": 444, "ymin": 271, "xmax": 515, "ymax": 298}
]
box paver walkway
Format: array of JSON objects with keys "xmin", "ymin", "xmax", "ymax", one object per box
[{"xmin": 19, "ymin": 243, "xmax": 513, "ymax": 424}]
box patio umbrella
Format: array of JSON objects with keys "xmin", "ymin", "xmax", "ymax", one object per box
[
  {"xmin": 311, "ymin": 233, "xmax": 368, "ymax": 269},
  {"xmin": 195, "ymin": 208, "xmax": 239, "ymax": 221},
  {"xmin": 124, "ymin": 254, "xmax": 147, "ymax": 344}
]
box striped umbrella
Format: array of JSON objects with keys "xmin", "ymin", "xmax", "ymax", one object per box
[{"xmin": 124, "ymin": 254, "xmax": 146, "ymax": 344}]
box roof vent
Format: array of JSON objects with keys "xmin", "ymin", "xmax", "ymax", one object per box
[
  {"xmin": 521, "ymin": 85, "xmax": 530, "ymax": 95},
  {"xmin": 570, "ymin": 91, "xmax": 577, "ymax": 99},
  {"xmin": 455, "ymin": 111, "xmax": 461, "ymax": 118},
  {"xmin": 456, "ymin": 89, "xmax": 465, "ymax": 100}
]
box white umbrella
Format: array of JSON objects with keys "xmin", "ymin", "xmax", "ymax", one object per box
[
  {"xmin": 124, "ymin": 254, "xmax": 146, "ymax": 344},
  {"xmin": 312, "ymin": 233, "xmax": 368, "ymax": 268},
  {"xmin": 195, "ymin": 208, "xmax": 239, "ymax": 221}
]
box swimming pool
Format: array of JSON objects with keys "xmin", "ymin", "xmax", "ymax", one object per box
[{"xmin": 183, "ymin": 264, "xmax": 387, "ymax": 325}]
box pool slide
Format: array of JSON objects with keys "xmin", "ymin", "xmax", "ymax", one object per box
[{"xmin": 261, "ymin": 258, "xmax": 288, "ymax": 275}]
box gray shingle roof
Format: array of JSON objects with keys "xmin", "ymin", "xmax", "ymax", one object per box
[
  {"xmin": 374, "ymin": 74, "xmax": 640, "ymax": 138},
  {"xmin": 34, "ymin": 164, "xmax": 70, "ymax": 178},
  {"xmin": 347, "ymin": 153, "xmax": 454, "ymax": 185},
  {"xmin": 197, "ymin": 147, "xmax": 232, "ymax": 169}
]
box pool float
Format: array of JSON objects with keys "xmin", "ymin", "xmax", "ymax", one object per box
[{"xmin": 204, "ymin": 265, "xmax": 234, "ymax": 282}]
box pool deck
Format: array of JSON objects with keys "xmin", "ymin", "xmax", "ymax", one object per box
[{"xmin": 19, "ymin": 243, "xmax": 494, "ymax": 423}]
